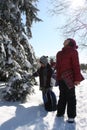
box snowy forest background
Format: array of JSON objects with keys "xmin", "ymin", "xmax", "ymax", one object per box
[{"xmin": 0, "ymin": 0, "xmax": 87, "ymax": 103}]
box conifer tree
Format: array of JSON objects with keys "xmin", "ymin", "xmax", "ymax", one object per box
[{"xmin": 0, "ymin": 0, "xmax": 41, "ymax": 102}]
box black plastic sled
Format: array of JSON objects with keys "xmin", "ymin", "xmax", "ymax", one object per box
[{"xmin": 42, "ymin": 90, "xmax": 57, "ymax": 112}]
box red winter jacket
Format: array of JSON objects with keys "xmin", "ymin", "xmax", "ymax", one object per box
[{"xmin": 56, "ymin": 46, "xmax": 84, "ymax": 83}]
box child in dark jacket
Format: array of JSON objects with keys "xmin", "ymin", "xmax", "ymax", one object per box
[
  {"xmin": 33, "ymin": 56, "xmax": 53, "ymax": 92},
  {"xmin": 33, "ymin": 56, "xmax": 57, "ymax": 112}
]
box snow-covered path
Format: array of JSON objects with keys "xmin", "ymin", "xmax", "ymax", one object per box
[{"xmin": 0, "ymin": 74, "xmax": 87, "ymax": 130}]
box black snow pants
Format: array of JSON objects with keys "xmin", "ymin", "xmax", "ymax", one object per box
[{"xmin": 57, "ymin": 80, "xmax": 76, "ymax": 118}]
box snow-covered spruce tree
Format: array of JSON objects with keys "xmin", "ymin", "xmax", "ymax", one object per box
[{"xmin": 0, "ymin": 0, "xmax": 41, "ymax": 102}]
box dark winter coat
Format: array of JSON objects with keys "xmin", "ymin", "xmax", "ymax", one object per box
[
  {"xmin": 56, "ymin": 46, "xmax": 84, "ymax": 88},
  {"xmin": 33, "ymin": 63, "xmax": 53, "ymax": 90}
]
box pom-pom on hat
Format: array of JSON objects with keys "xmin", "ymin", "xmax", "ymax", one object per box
[
  {"xmin": 40, "ymin": 56, "xmax": 48, "ymax": 65},
  {"xmin": 67, "ymin": 38, "xmax": 78, "ymax": 49}
]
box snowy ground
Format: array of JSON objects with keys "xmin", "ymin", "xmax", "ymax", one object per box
[{"xmin": 0, "ymin": 73, "xmax": 87, "ymax": 130}]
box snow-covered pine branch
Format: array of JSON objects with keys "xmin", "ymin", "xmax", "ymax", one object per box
[{"xmin": 0, "ymin": 0, "xmax": 40, "ymax": 102}]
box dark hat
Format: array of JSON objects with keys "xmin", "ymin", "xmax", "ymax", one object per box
[
  {"xmin": 40, "ymin": 56, "xmax": 48, "ymax": 65},
  {"xmin": 68, "ymin": 38, "xmax": 78, "ymax": 49}
]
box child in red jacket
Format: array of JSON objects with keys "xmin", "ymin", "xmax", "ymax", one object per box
[{"xmin": 56, "ymin": 38, "xmax": 84, "ymax": 123}]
